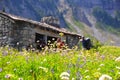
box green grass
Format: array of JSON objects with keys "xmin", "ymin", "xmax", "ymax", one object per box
[
  {"xmin": 66, "ymin": 17, "xmax": 85, "ymax": 32},
  {"xmin": 66, "ymin": 22, "xmax": 77, "ymax": 32},
  {"xmin": 72, "ymin": 19, "xmax": 85, "ymax": 30},
  {"xmin": 72, "ymin": 18, "xmax": 94, "ymax": 38},
  {"xmin": 0, "ymin": 46, "xmax": 120, "ymax": 80}
]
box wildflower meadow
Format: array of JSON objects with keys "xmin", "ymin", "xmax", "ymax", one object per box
[{"xmin": 0, "ymin": 45, "xmax": 120, "ymax": 80}]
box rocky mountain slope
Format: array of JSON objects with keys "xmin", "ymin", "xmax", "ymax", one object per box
[{"xmin": 0, "ymin": 0, "xmax": 120, "ymax": 46}]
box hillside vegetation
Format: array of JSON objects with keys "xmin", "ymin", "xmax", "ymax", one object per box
[
  {"xmin": 93, "ymin": 7, "xmax": 120, "ymax": 35},
  {"xmin": 0, "ymin": 0, "xmax": 120, "ymax": 46},
  {"xmin": 0, "ymin": 46, "xmax": 120, "ymax": 80}
]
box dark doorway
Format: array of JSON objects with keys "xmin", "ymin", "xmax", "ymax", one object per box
[
  {"xmin": 35, "ymin": 33, "xmax": 46, "ymax": 50},
  {"xmin": 47, "ymin": 36, "xmax": 57, "ymax": 46}
]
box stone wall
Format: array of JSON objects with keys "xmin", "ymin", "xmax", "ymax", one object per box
[
  {"xmin": 0, "ymin": 14, "xmax": 36, "ymax": 49},
  {"xmin": 0, "ymin": 14, "xmax": 14, "ymax": 46},
  {"xmin": 10, "ymin": 21, "xmax": 36, "ymax": 49},
  {"xmin": 66, "ymin": 35, "xmax": 79, "ymax": 48}
]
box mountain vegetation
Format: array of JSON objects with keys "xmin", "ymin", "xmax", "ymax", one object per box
[
  {"xmin": 0, "ymin": 0, "xmax": 120, "ymax": 46},
  {"xmin": 93, "ymin": 7, "xmax": 120, "ymax": 35}
]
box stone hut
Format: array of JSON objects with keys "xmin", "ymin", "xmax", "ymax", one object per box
[{"xmin": 0, "ymin": 12, "xmax": 81, "ymax": 50}]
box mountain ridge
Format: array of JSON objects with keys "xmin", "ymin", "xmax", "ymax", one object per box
[{"xmin": 0, "ymin": 0, "xmax": 120, "ymax": 46}]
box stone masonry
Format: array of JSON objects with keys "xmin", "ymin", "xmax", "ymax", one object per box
[
  {"xmin": 0, "ymin": 12, "xmax": 81, "ymax": 50},
  {"xmin": 0, "ymin": 14, "xmax": 14, "ymax": 46}
]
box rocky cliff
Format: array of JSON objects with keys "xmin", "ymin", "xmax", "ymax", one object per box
[{"xmin": 0, "ymin": 0, "xmax": 119, "ymax": 26}]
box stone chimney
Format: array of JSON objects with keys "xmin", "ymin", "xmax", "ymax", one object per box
[{"xmin": 41, "ymin": 16, "xmax": 60, "ymax": 28}]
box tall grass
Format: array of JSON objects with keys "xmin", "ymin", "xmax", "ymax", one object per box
[{"xmin": 0, "ymin": 46, "xmax": 120, "ymax": 80}]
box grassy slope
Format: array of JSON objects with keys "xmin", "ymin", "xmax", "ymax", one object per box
[
  {"xmin": 0, "ymin": 46, "xmax": 120, "ymax": 80},
  {"xmin": 66, "ymin": 22, "xmax": 77, "ymax": 32},
  {"xmin": 66, "ymin": 17, "xmax": 92, "ymax": 36},
  {"xmin": 96, "ymin": 22, "xmax": 120, "ymax": 37},
  {"xmin": 72, "ymin": 19, "xmax": 93, "ymax": 36}
]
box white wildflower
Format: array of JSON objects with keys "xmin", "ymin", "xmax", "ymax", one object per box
[
  {"xmin": 118, "ymin": 72, "xmax": 120, "ymax": 75},
  {"xmin": 5, "ymin": 74, "xmax": 13, "ymax": 79},
  {"xmin": 97, "ymin": 68, "xmax": 101, "ymax": 71},
  {"xmin": 60, "ymin": 72, "xmax": 70, "ymax": 77},
  {"xmin": 84, "ymin": 70, "xmax": 89, "ymax": 73},
  {"xmin": 61, "ymin": 76, "xmax": 69, "ymax": 80},
  {"xmin": 6, "ymin": 61, "xmax": 10, "ymax": 64},
  {"xmin": 52, "ymin": 38, "xmax": 55, "ymax": 40},
  {"xmin": 116, "ymin": 66, "xmax": 120, "ymax": 70},
  {"xmin": 0, "ymin": 68, "xmax": 2, "ymax": 72},
  {"xmin": 100, "ymin": 64, "xmax": 105, "ymax": 67},
  {"xmin": 72, "ymin": 78, "xmax": 75, "ymax": 80},
  {"xmin": 60, "ymin": 72, "xmax": 70, "ymax": 80},
  {"xmin": 14, "ymin": 68, "xmax": 17, "ymax": 72},
  {"xmin": 30, "ymin": 70, "xmax": 33, "ymax": 73},
  {"xmin": 39, "ymin": 66, "xmax": 48, "ymax": 73},
  {"xmin": 37, "ymin": 40, "xmax": 40, "ymax": 43},
  {"xmin": 99, "ymin": 74, "xmax": 112, "ymax": 80},
  {"xmin": 16, "ymin": 42, "xmax": 19, "ymax": 45},
  {"xmin": 115, "ymin": 57, "xmax": 120, "ymax": 62},
  {"xmin": 43, "ymin": 58, "xmax": 47, "ymax": 62},
  {"xmin": 85, "ymin": 75, "xmax": 90, "ymax": 79},
  {"xmin": 18, "ymin": 77, "xmax": 23, "ymax": 80}
]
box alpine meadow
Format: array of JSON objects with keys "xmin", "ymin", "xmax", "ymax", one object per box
[{"xmin": 0, "ymin": 0, "xmax": 120, "ymax": 80}]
